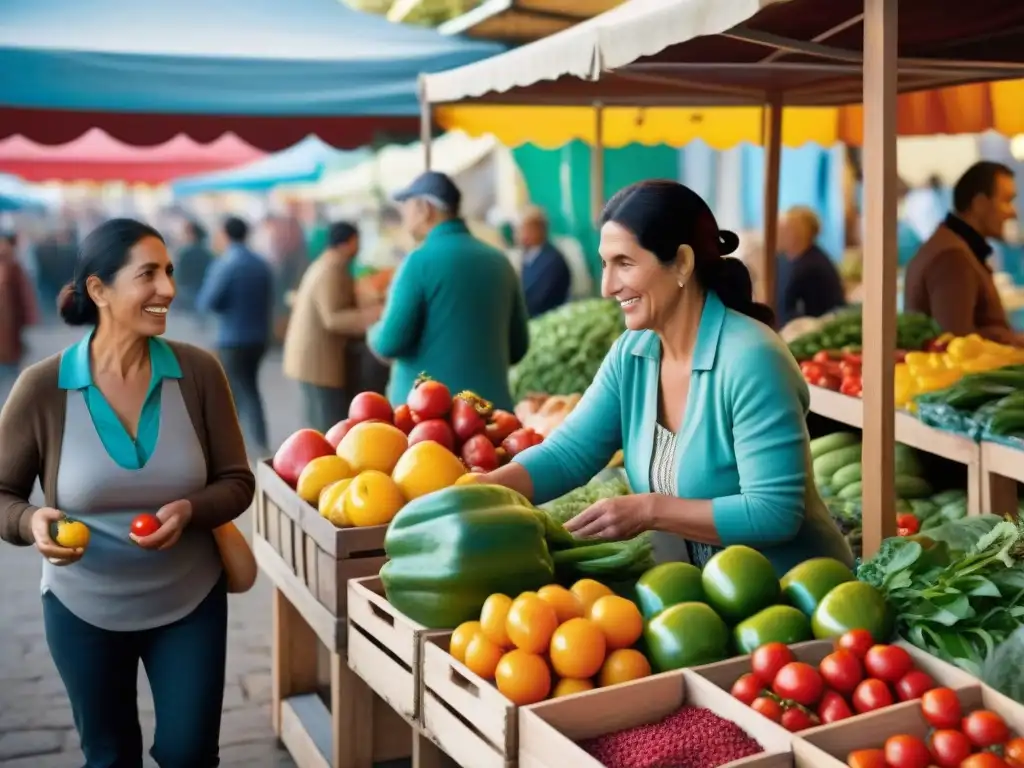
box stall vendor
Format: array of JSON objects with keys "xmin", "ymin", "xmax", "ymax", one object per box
[{"xmin": 480, "ymin": 180, "xmax": 853, "ymax": 576}]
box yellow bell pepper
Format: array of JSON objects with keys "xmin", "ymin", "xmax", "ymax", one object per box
[
  {"xmin": 914, "ymin": 368, "xmax": 961, "ymax": 392},
  {"xmin": 946, "ymin": 335, "xmax": 984, "ymax": 362}
]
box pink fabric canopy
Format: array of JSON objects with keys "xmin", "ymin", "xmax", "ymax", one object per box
[{"xmin": 0, "ymin": 128, "xmax": 265, "ymax": 183}]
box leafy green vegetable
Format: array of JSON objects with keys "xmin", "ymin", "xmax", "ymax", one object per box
[
  {"xmin": 983, "ymin": 626, "xmax": 1024, "ymax": 703},
  {"xmin": 543, "ymin": 477, "xmax": 632, "ymax": 525}
]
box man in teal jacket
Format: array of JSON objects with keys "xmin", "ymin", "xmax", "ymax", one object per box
[{"xmin": 368, "ymin": 172, "xmax": 530, "ymax": 411}]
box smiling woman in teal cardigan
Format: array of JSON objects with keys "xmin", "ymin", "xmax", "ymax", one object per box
[{"xmin": 482, "ymin": 181, "xmax": 853, "ymax": 577}]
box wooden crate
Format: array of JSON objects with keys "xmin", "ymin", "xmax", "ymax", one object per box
[
  {"xmin": 255, "ymin": 460, "xmax": 387, "ymax": 641},
  {"xmin": 420, "ymin": 632, "xmax": 517, "ymax": 768},
  {"xmin": 518, "ymin": 669, "xmax": 792, "ymax": 768},
  {"xmin": 793, "ymin": 684, "xmax": 1024, "ymax": 767},
  {"xmin": 347, "ymin": 576, "xmax": 432, "ymax": 723}
]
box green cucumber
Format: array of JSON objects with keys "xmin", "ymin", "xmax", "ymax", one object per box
[
  {"xmin": 837, "ymin": 481, "xmax": 862, "ymax": 500},
  {"xmin": 988, "ymin": 409, "xmax": 1024, "ymax": 437},
  {"xmin": 810, "ymin": 432, "xmax": 861, "ymax": 461},
  {"xmin": 813, "ymin": 444, "xmax": 862, "ymax": 480},
  {"xmin": 830, "ymin": 463, "xmax": 863, "ymax": 492},
  {"xmin": 894, "ymin": 475, "xmax": 933, "ymax": 499},
  {"xmin": 931, "ymin": 489, "xmax": 967, "ymax": 506}
]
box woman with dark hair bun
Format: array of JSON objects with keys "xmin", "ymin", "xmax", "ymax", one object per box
[
  {"xmin": 0, "ymin": 218, "xmax": 255, "ymax": 767},
  {"xmin": 480, "ymin": 180, "xmax": 852, "ymax": 575}
]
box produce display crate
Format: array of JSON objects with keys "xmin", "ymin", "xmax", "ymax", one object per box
[
  {"xmin": 420, "ymin": 632, "xmax": 518, "ymax": 768},
  {"xmin": 980, "ymin": 440, "xmax": 1023, "ymax": 514},
  {"xmin": 518, "ymin": 668, "xmax": 792, "ymax": 768},
  {"xmin": 346, "ymin": 576, "xmax": 435, "ymax": 724},
  {"xmin": 254, "ymin": 459, "xmax": 388, "ymax": 649},
  {"xmin": 792, "ymin": 684, "xmax": 1024, "ymax": 767}
]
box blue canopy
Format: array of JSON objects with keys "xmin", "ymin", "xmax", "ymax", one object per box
[
  {"xmin": 172, "ymin": 136, "xmax": 371, "ymax": 196},
  {"xmin": 0, "ymin": 0, "xmax": 503, "ymax": 149}
]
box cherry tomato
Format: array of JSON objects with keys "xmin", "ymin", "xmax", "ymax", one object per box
[
  {"xmin": 780, "ymin": 706, "xmax": 817, "ymax": 732},
  {"xmin": 817, "ymin": 689, "xmax": 853, "ymax": 724},
  {"xmin": 960, "ymin": 755, "xmax": 1012, "ymax": 768},
  {"xmin": 772, "ymin": 662, "xmax": 824, "ymax": 707},
  {"xmin": 1006, "ymin": 737, "xmax": 1024, "ymax": 767},
  {"xmin": 851, "ymin": 678, "xmax": 893, "ymax": 714},
  {"xmin": 962, "ymin": 710, "xmax": 1010, "ymax": 748},
  {"xmin": 894, "ymin": 669, "xmax": 935, "ymax": 701},
  {"xmin": 927, "ymin": 729, "xmax": 972, "ymax": 768},
  {"xmin": 814, "ymin": 373, "xmax": 842, "ymax": 390},
  {"xmin": 800, "ymin": 361, "xmax": 825, "ymax": 380},
  {"xmin": 895, "ymin": 513, "xmax": 920, "ymax": 534},
  {"xmin": 884, "ymin": 734, "xmax": 931, "ymax": 768},
  {"xmin": 864, "ymin": 645, "xmax": 914, "ymax": 683},
  {"xmin": 130, "ymin": 513, "xmax": 161, "ymax": 538},
  {"xmin": 836, "ymin": 629, "xmax": 875, "ymax": 659},
  {"xmin": 920, "ymin": 687, "xmax": 962, "ymax": 729},
  {"xmin": 751, "ymin": 696, "xmax": 782, "ymax": 722},
  {"xmin": 730, "ymin": 673, "xmax": 762, "ymax": 705},
  {"xmin": 818, "ymin": 649, "xmax": 864, "ymax": 695},
  {"xmin": 751, "ymin": 642, "xmax": 795, "ymax": 685},
  {"xmin": 847, "ymin": 748, "xmax": 888, "ymax": 768},
  {"xmin": 812, "ymin": 350, "xmax": 834, "ymax": 364}
]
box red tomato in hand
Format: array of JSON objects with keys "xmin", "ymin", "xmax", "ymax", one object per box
[
  {"xmin": 962, "ymin": 710, "xmax": 1010, "ymax": 748},
  {"xmin": 836, "ymin": 629, "xmax": 875, "ymax": 659},
  {"xmin": 772, "ymin": 662, "xmax": 824, "ymax": 707},
  {"xmin": 818, "ymin": 649, "xmax": 864, "ymax": 694},
  {"xmin": 348, "ymin": 392, "xmax": 392, "ymax": 424},
  {"xmin": 847, "ymin": 749, "xmax": 888, "ymax": 768},
  {"xmin": 920, "ymin": 687, "xmax": 962, "ymax": 729},
  {"xmin": 851, "ymin": 678, "xmax": 893, "ymax": 713},
  {"xmin": 131, "ymin": 513, "xmax": 161, "ymax": 538},
  {"xmin": 927, "ymin": 729, "xmax": 972, "ymax": 768},
  {"xmin": 817, "ymin": 690, "xmax": 853, "ymax": 724},
  {"xmin": 407, "ymin": 378, "xmax": 451, "ymax": 422},
  {"xmin": 864, "ymin": 645, "xmax": 913, "ymax": 683},
  {"xmin": 894, "ymin": 669, "xmax": 935, "ymax": 701},
  {"xmin": 407, "ymin": 419, "xmax": 455, "ymax": 452},
  {"xmin": 884, "ymin": 734, "xmax": 931, "ymax": 768},
  {"xmin": 751, "ymin": 642, "xmax": 795, "ymax": 685},
  {"xmin": 392, "ymin": 404, "xmax": 415, "ymax": 434},
  {"xmin": 750, "ymin": 696, "xmax": 782, "ymax": 722},
  {"xmin": 730, "ymin": 673, "xmax": 762, "ymax": 705},
  {"xmin": 780, "ymin": 706, "xmax": 817, "ymax": 732},
  {"xmin": 460, "ymin": 433, "xmax": 499, "ymax": 472}
]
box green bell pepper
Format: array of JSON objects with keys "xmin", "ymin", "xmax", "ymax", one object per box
[{"xmin": 379, "ymin": 485, "xmax": 555, "ymax": 629}]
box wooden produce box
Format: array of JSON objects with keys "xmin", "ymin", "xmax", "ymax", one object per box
[
  {"xmin": 793, "ymin": 684, "xmax": 1024, "ymax": 767},
  {"xmin": 346, "ymin": 576, "xmax": 433, "ymax": 724},
  {"xmin": 254, "ymin": 460, "xmax": 388, "ymax": 646},
  {"xmin": 518, "ymin": 669, "xmax": 793, "ymax": 768},
  {"xmin": 420, "ymin": 632, "xmax": 518, "ymax": 768}
]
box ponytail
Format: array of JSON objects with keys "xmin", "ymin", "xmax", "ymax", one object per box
[{"xmin": 703, "ymin": 257, "xmax": 776, "ymax": 327}]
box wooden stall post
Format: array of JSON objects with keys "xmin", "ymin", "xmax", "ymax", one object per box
[
  {"xmin": 761, "ymin": 92, "xmax": 783, "ymax": 311},
  {"xmin": 591, "ymin": 102, "xmax": 605, "ymax": 224},
  {"xmin": 860, "ymin": 0, "xmax": 899, "ymax": 558},
  {"xmin": 419, "ymin": 74, "xmax": 433, "ymax": 170}
]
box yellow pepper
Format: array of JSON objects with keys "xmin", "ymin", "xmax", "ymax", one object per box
[
  {"xmin": 904, "ymin": 352, "xmax": 931, "ymax": 369},
  {"xmin": 946, "ymin": 335, "xmax": 984, "ymax": 362},
  {"xmin": 914, "ymin": 368, "xmax": 961, "ymax": 392}
]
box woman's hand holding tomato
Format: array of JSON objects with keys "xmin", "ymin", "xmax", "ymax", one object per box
[
  {"xmin": 564, "ymin": 494, "xmax": 656, "ymax": 540},
  {"xmin": 130, "ymin": 500, "xmax": 192, "ymax": 550},
  {"xmin": 31, "ymin": 506, "xmax": 84, "ymax": 566}
]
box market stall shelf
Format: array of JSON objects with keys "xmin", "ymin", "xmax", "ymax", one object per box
[
  {"xmin": 791, "ymin": 684, "xmax": 1024, "ymax": 768},
  {"xmin": 808, "ymin": 386, "xmax": 984, "ymax": 515},
  {"xmin": 980, "ymin": 441, "xmax": 1024, "ymax": 516},
  {"xmin": 517, "ymin": 668, "xmax": 793, "ymax": 768}
]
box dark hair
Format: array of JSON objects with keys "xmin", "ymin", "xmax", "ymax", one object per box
[
  {"xmin": 58, "ymin": 218, "xmax": 164, "ymax": 326},
  {"xmin": 186, "ymin": 219, "xmax": 207, "ymax": 242},
  {"xmin": 953, "ymin": 161, "xmax": 1014, "ymax": 213},
  {"xmin": 223, "ymin": 216, "xmax": 249, "ymax": 243},
  {"xmin": 328, "ymin": 221, "xmax": 359, "ymax": 248},
  {"xmin": 601, "ymin": 180, "xmax": 774, "ymax": 327}
]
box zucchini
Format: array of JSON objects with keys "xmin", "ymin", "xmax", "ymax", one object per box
[
  {"xmin": 894, "ymin": 449, "xmax": 923, "ymax": 477},
  {"xmin": 830, "ymin": 463, "xmax": 863, "ymax": 492},
  {"xmin": 813, "ymin": 444, "xmax": 862, "ymax": 480},
  {"xmin": 944, "ymin": 384, "xmax": 1018, "ymax": 410},
  {"xmin": 810, "ymin": 432, "xmax": 860, "ymax": 461},
  {"xmin": 931, "ymin": 489, "xmax": 967, "ymax": 506},
  {"xmin": 894, "ymin": 475, "xmax": 933, "ymax": 499},
  {"xmin": 988, "ymin": 409, "xmax": 1024, "ymax": 437},
  {"xmin": 837, "ymin": 481, "xmax": 863, "ymax": 500}
]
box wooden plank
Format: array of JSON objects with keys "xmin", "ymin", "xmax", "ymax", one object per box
[
  {"xmin": 760, "ymin": 92, "xmax": 782, "ymax": 310},
  {"xmin": 330, "ymin": 651, "xmax": 375, "ymax": 768},
  {"xmin": 280, "ymin": 696, "xmax": 331, "ymax": 768},
  {"xmin": 272, "ymin": 590, "xmax": 319, "ymax": 738},
  {"xmin": 981, "ymin": 441, "xmax": 1021, "ymax": 514}
]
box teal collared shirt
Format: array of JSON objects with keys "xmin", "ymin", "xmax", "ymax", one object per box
[
  {"xmin": 516, "ymin": 292, "xmax": 853, "ymax": 576},
  {"xmin": 58, "ymin": 332, "xmax": 183, "ymax": 470}
]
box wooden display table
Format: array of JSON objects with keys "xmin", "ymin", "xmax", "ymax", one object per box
[{"xmin": 980, "ymin": 440, "xmax": 1024, "ymax": 516}]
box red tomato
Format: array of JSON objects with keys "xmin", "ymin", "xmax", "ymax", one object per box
[
  {"xmin": 895, "ymin": 513, "xmax": 920, "ymax": 535},
  {"xmin": 485, "ymin": 410, "xmax": 521, "ymax": 445},
  {"xmin": 847, "ymin": 749, "xmax": 888, "ymax": 768},
  {"xmin": 325, "ymin": 418, "xmax": 358, "ymax": 450},
  {"xmin": 927, "ymin": 729, "xmax": 972, "ymax": 768},
  {"xmin": 272, "ymin": 428, "xmax": 335, "ymax": 486},
  {"xmin": 780, "ymin": 706, "xmax": 817, "ymax": 732},
  {"xmin": 407, "ymin": 378, "xmax": 451, "ymax": 422},
  {"xmin": 460, "ymin": 434, "xmax": 499, "ymax": 472},
  {"xmin": 501, "ymin": 427, "xmax": 543, "ymax": 457},
  {"xmin": 960, "ymin": 755, "xmax": 1011, "ymax": 768},
  {"xmin": 814, "ymin": 373, "xmax": 842, "ymax": 390},
  {"xmin": 813, "ymin": 351, "xmax": 834, "ymax": 363},
  {"xmin": 837, "ymin": 629, "xmax": 876, "ymax": 659},
  {"xmin": 348, "ymin": 392, "xmax": 393, "ymax": 424},
  {"xmin": 920, "ymin": 688, "xmax": 962, "ymax": 729},
  {"xmin": 864, "ymin": 645, "xmax": 914, "ymax": 683},
  {"xmin": 751, "ymin": 642, "xmax": 795, "ymax": 685},
  {"xmin": 392, "ymin": 404, "xmax": 415, "ymax": 434},
  {"xmin": 772, "ymin": 662, "xmax": 824, "ymax": 707},
  {"xmin": 817, "ymin": 690, "xmax": 853, "ymax": 724},
  {"xmin": 750, "ymin": 696, "xmax": 782, "ymax": 722},
  {"xmin": 450, "ymin": 392, "xmax": 491, "ymax": 442},
  {"xmin": 407, "ymin": 419, "xmax": 455, "ymax": 452},
  {"xmin": 730, "ymin": 673, "xmax": 763, "ymax": 705},
  {"xmin": 840, "ymin": 377, "xmax": 863, "ymax": 397},
  {"xmin": 894, "ymin": 670, "xmax": 935, "ymax": 701},
  {"xmin": 962, "ymin": 710, "xmax": 1010, "ymax": 748},
  {"xmin": 130, "ymin": 513, "xmax": 161, "ymax": 538},
  {"xmin": 800, "ymin": 361, "xmax": 825, "ymax": 380},
  {"xmin": 851, "ymin": 678, "xmax": 893, "ymax": 714},
  {"xmin": 818, "ymin": 649, "xmax": 864, "ymax": 695},
  {"xmin": 1005, "ymin": 737, "xmax": 1024, "ymax": 766},
  {"xmin": 884, "ymin": 734, "xmax": 931, "ymax": 768}
]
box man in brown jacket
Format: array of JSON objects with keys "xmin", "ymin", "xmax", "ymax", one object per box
[
  {"xmin": 283, "ymin": 222, "xmax": 380, "ymax": 431},
  {"xmin": 904, "ymin": 161, "xmax": 1022, "ymax": 346}
]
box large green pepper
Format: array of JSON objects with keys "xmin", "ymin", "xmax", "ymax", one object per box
[{"xmin": 379, "ymin": 485, "xmax": 555, "ymax": 629}]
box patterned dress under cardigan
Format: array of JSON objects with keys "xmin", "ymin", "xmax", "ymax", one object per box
[{"xmin": 649, "ymin": 423, "xmax": 723, "ymax": 568}]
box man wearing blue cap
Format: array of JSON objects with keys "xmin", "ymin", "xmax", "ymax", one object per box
[{"xmin": 367, "ymin": 171, "xmax": 529, "ymax": 411}]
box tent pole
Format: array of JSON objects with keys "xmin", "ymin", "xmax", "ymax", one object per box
[
  {"xmin": 860, "ymin": 0, "xmax": 899, "ymax": 558},
  {"xmin": 419, "ymin": 76, "xmax": 433, "ymax": 170},
  {"xmin": 761, "ymin": 92, "xmax": 783, "ymax": 310},
  {"xmin": 591, "ymin": 102, "xmax": 605, "ymax": 224}
]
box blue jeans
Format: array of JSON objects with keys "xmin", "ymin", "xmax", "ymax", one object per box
[{"xmin": 43, "ymin": 576, "xmax": 228, "ymax": 768}]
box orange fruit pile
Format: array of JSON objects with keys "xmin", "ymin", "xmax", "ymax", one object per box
[{"xmin": 449, "ymin": 579, "xmax": 650, "ymax": 706}]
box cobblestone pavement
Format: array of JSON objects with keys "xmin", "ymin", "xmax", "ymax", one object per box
[{"xmin": 0, "ymin": 316, "xmax": 301, "ymax": 767}]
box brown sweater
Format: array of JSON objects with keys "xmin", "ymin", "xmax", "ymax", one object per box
[{"xmin": 0, "ymin": 340, "xmax": 256, "ymax": 546}]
